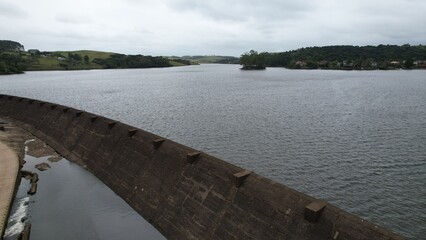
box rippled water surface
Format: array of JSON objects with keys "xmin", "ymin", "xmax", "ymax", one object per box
[{"xmin": 1, "ymin": 65, "xmax": 425, "ymax": 239}]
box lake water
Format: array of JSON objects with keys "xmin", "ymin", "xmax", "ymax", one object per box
[{"xmin": 1, "ymin": 64, "xmax": 425, "ymax": 239}]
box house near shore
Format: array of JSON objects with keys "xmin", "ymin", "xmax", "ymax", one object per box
[
  {"xmin": 342, "ymin": 60, "xmax": 353, "ymax": 69},
  {"xmin": 295, "ymin": 61, "xmax": 307, "ymax": 68},
  {"xmin": 414, "ymin": 60, "xmax": 426, "ymax": 68},
  {"xmin": 318, "ymin": 61, "xmax": 328, "ymax": 68}
]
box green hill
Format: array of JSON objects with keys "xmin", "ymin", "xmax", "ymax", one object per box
[
  {"xmin": 1, "ymin": 40, "xmax": 194, "ymax": 74},
  {"xmin": 27, "ymin": 50, "xmax": 176, "ymax": 70},
  {"xmin": 245, "ymin": 44, "xmax": 426, "ymax": 70},
  {"xmin": 26, "ymin": 50, "xmax": 114, "ymax": 71}
]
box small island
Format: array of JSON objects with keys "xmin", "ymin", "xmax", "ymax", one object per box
[{"xmin": 240, "ymin": 50, "xmax": 266, "ymax": 70}]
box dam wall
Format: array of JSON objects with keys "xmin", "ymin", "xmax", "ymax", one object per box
[{"xmin": 0, "ymin": 94, "xmax": 402, "ymax": 240}]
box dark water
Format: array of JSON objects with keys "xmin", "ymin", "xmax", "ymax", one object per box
[
  {"xmin": 3, "ymin": 143, "xmax": 165, "ymax": 240},
  {"xmin": 1, "ymin": 65, "xmax": 425, "ymax": 239}
]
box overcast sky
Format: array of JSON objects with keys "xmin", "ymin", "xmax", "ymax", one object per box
[{"xmin": 1, "ymin": 0, "xmax": 425, "ymax": 56}]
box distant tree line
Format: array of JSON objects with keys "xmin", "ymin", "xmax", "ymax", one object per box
[
  {"xmin": 214, "ymin": 57, "xmax": 240, "ymax": 64},
  {"xmin": 180, "ymin": 55, "xmax": 239, "ymax": 64},
  {"xmin": 241, "ymin": 44, "xmax": 426, "ymax": 70},
  {"xmin": 93, "ymin": 54, "xmax": 171, "ymax": 68}
]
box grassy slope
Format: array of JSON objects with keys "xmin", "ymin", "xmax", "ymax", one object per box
[
  {"xmin": 26, "ymin": 50, "xmax": 114, "ymax": 71},
  {"xmin": 3, "ymin": 50, "xmax": 192, "ymax": 71},
  {"xmin": 55, "ymin": 50, "xmax": 114, "ymax": 60},
  {"xmin": 189, "ymin": 56, "xmax": 227, "ymax": 63},
  {"xmin": 180, "ymin": 55, "xmax": 239, "ymax": 64},
  {"xmin": 168, "ymin": 60, "xmax": 187, "ymax": 66},
  {"xmin": 27, "ymin": 50, "xmax": 192, "ymax": 70}
]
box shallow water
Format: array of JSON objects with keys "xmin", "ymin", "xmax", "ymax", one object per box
[
  {"xmin": 1, "ymin": 65, "xmax": 425, "ymax": 239},
  {"xmin": 4, "ymin": 149, "xmax": 165, "ymax": 240}
]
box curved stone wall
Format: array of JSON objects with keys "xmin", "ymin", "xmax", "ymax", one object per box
[{"xmin": 0, "ymin": 94, "xmax": 402, "ymax": 240}]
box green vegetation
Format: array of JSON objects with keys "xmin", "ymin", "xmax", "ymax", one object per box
[
  {"xmin": 28, "ymin": 51, "xmax": 173, "ymax": 70},
  {"xmin": 0, "ymin": 52, "xmax": 27, "ymax": 74},
  {"xmin": 3, "ymin": 40, "xmax": 426, "ymax": 74},
  {"xmin": 0, "ymin": 40, "xmax": 26, "ymax": 74},
  {"xmin": 168, "ymin": 58, "xmax": 194, "ymax": 66},
  {"xmin": 25, "ymin": 50, "xmax": 113, "ymax": 70},
  {"xmin": 1, "ymin": 40, "xmax": 192, "ymax": 74},
  {"xmin": 55, "ymin": 50, "xmax": 113, "ymax": 60},
  {"xmin": 178, "ymin": 55, "xmax": 239, "ymax": 64},
  {"xmin": 240, "ymin": 50, "xmax": 266, "ymax": 70},
  {"xmin": 92, "ymin": 54, "xmax": 171, "ymax": 69},
  {"xmin": 242, "ymin": 44, "xmax": 426, "ymax": 70}
]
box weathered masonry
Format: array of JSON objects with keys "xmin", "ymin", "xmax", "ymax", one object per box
[{"xmin": 0, "ymin": 94, "xmax": 403, "ymax": 240}]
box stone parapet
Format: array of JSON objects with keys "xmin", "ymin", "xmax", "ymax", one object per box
[{"xmin": 0, "ymin": 94, "xmax": 403, "ymax": 240}]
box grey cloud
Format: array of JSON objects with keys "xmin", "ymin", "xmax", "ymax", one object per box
[
  {"xmin": 55, "ymin": 14, "xmax": 92, "ymax": 25},
  {"xmin": 0, "ymin": 3, "xmax": 28, "ymax": 18},
  {"xmin": 1, "ymin": 0, "xmax": 425, "ymax": 56},
  {"xmin": 168, "ymin": 0, "xmax": 317, "ymax": 22}
]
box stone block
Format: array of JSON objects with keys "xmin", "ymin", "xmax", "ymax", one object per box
[
  {"xmin": 232, "ymin": 170, "xmax": 251, "ymax": 187},
  {"xmin": 108, "ymin": 121, "xmax": 116, "ymax": 129},
  {"xmin": 153, "ymin": 138, "xmax": 165, "ymax": 149},
  {"xmin": 304, "ymin": 200, "xmax": 327, "ymax": 223},
  {"xmin": 187, "ymin": 152, "xmax": 200, "ymax": 164},
  {"xmin": 90, "ymin": 116, "xmax": 99, "ymax": 122},
  {"xmin": 128, "ymin": 129, "xmax": 138, "ymax": 137}
]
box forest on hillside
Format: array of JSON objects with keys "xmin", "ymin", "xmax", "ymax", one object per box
[{"xmin": 241, "ymin": 45, "xmax": 426, "ymax": 70}]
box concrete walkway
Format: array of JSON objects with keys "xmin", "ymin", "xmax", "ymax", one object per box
[{"xmin": 0, "ymin": 141, "xmax": 19, "ymax": 238}]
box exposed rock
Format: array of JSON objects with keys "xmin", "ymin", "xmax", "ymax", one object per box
[
  {"xmin": 35, "ymin": 162, "xmax": 51, "ymax": 171},
  {"xmin": 48, "ymin": 155, "xmax": 63, "ymax": 162},
  {"xmin": 26, "ymin": 139, "xmax": 57, "ymax": 158},
  {"xmin": 28, "ymin": 182, "xmax": 37, "ymax": 195}
]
